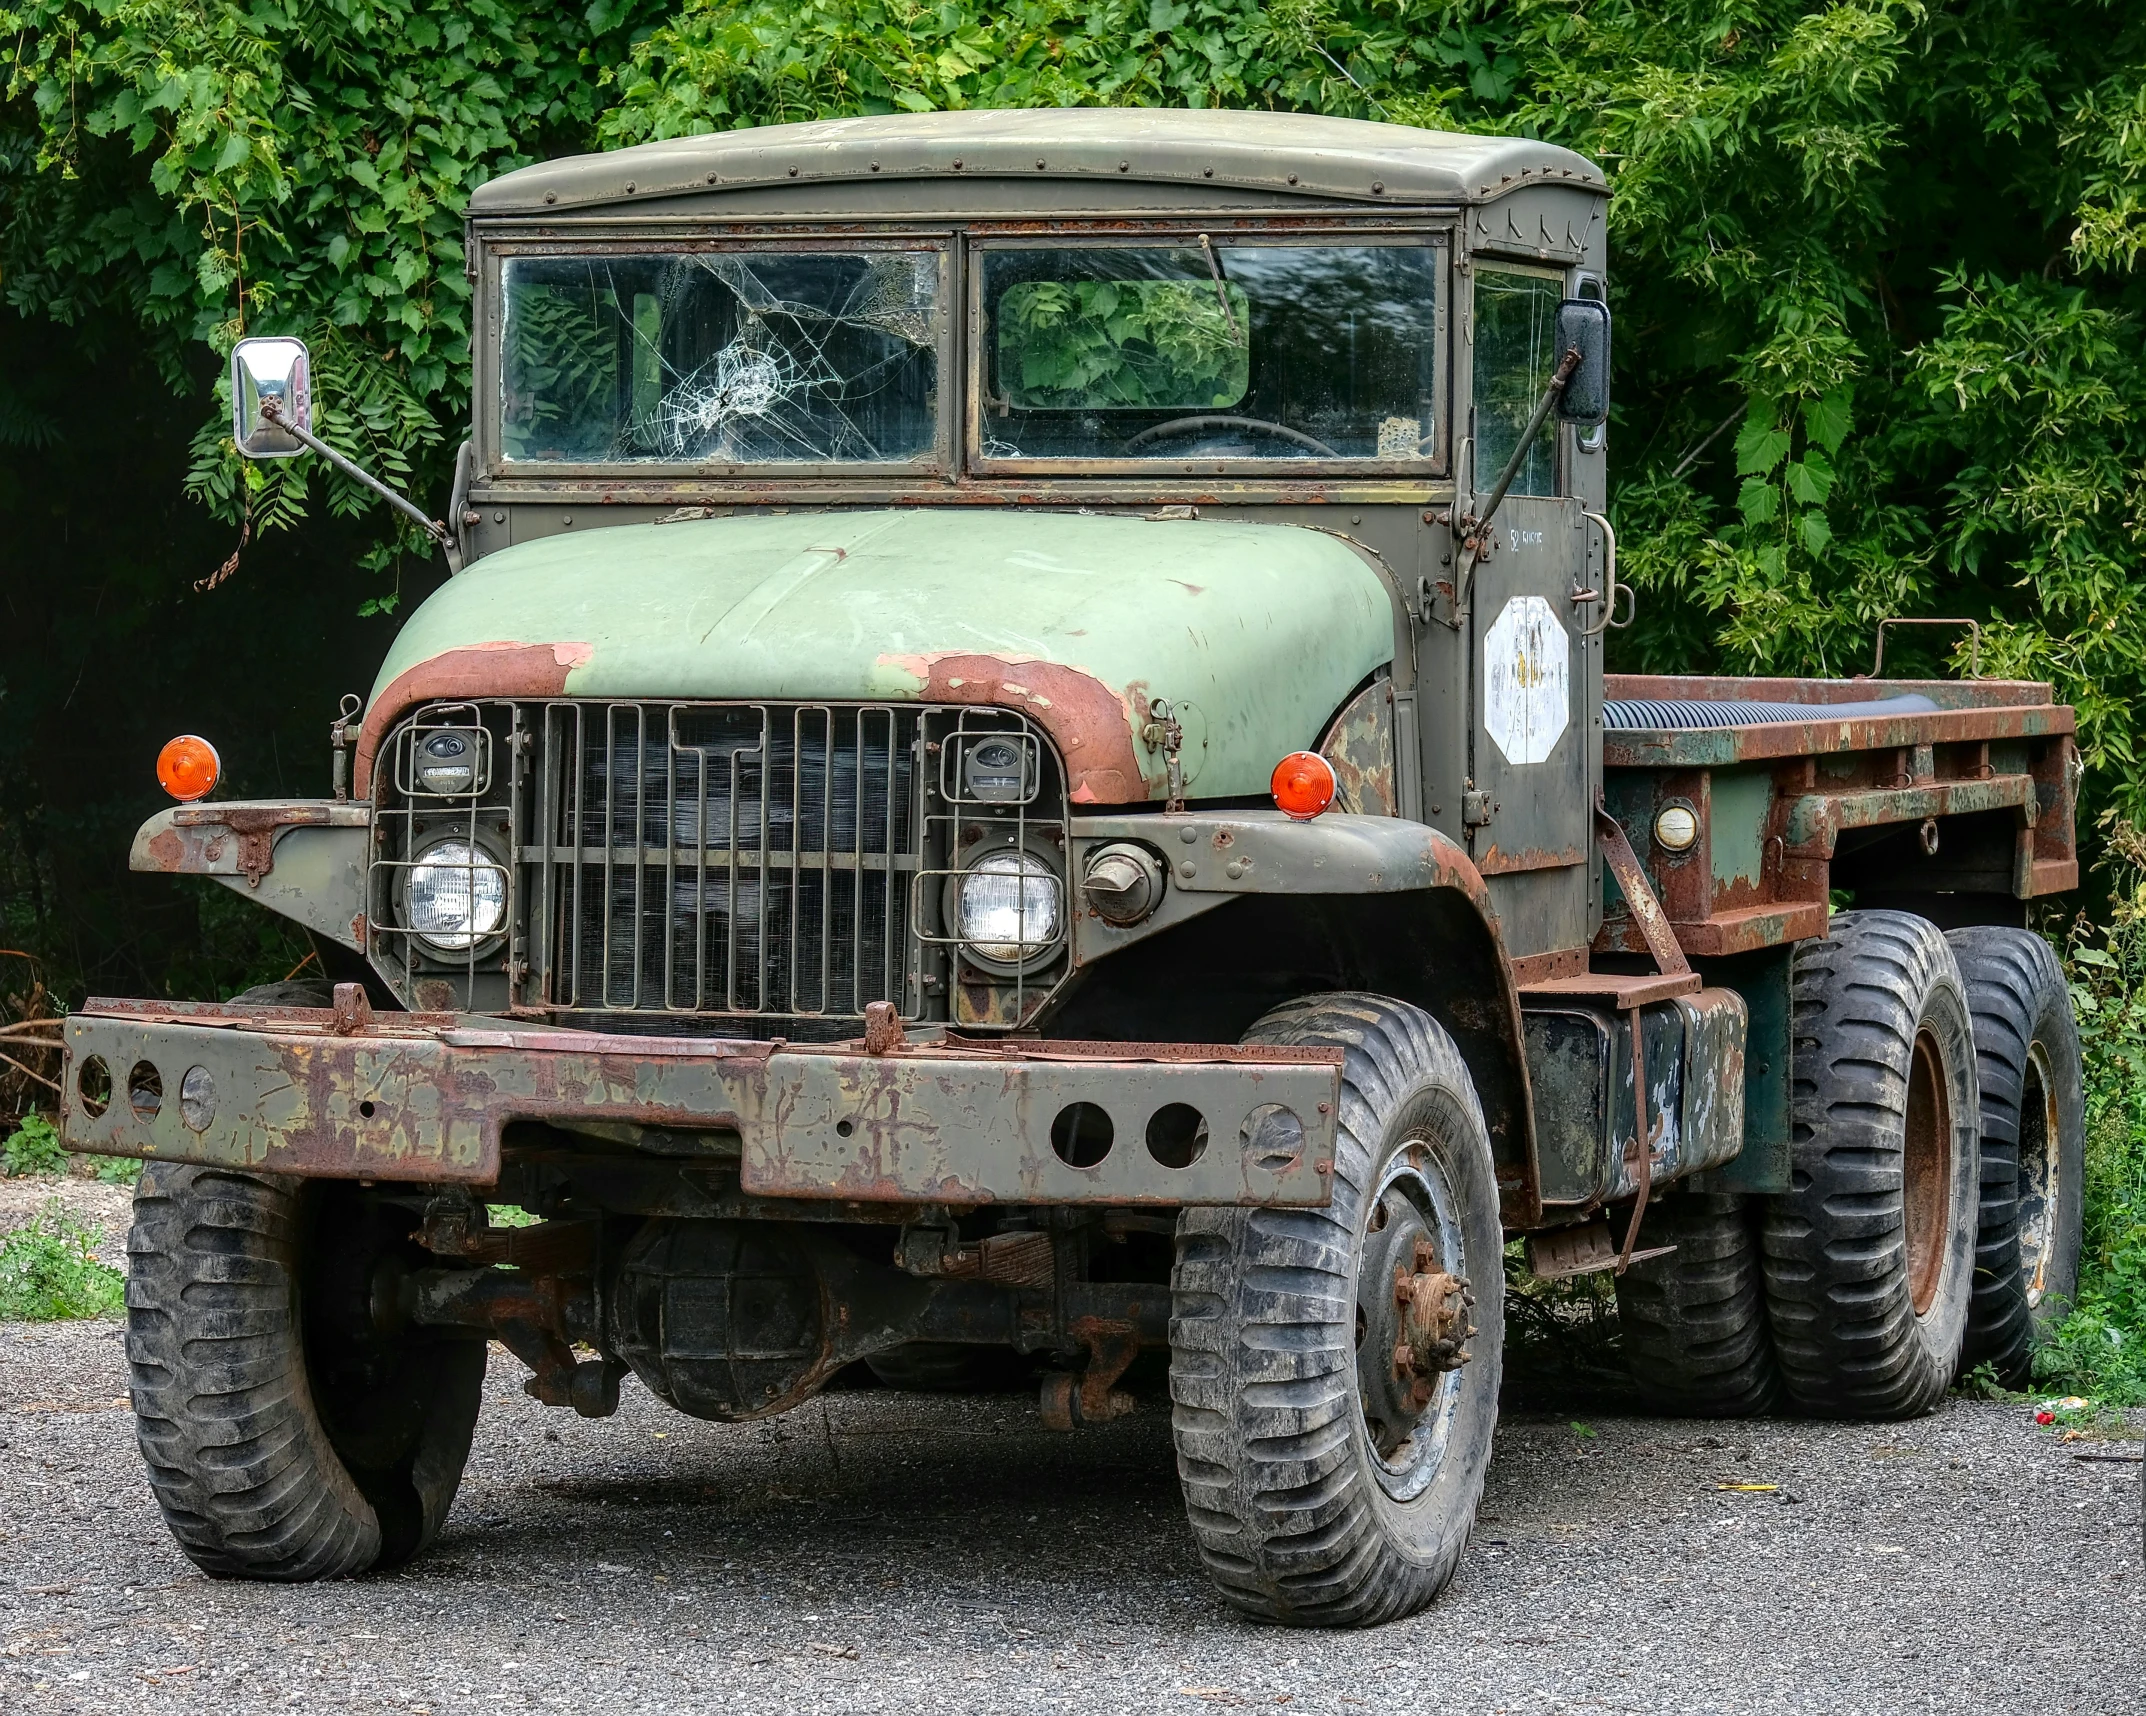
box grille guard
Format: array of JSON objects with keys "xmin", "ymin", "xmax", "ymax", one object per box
[{"xmin": 368, "ymin": 698, "xmax": 1072, "ymax": 1029}]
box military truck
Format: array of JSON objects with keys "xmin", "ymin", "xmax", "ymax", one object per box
[{"xmin": 65, "ymin": 110, "xmax": 2084, "ymax": 1626}]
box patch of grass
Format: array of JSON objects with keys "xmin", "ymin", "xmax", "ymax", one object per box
[
  {"xmin": 0, "ymin": 1201, "xmax": 126, "ymax": 1320},
  {"xmin": 2037, "ymin": 817, "xmax": 2146, "ymax": 1407},
  {"xmin": 2, "ymin": 1112, "xmax": 63, "ymax": 1177},
  {"xmin": 487, "ymin": 1204, "xmax": 540, "ymax": 1228}
]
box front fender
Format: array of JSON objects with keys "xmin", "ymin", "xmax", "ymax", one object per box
[
  {"xmin": 1068, "ymin": 811, "xmax": 1540, "ymax": 1225},
  {"xmin": 132, "ymin": 800, "xmax": 371, "ymax": 952}
]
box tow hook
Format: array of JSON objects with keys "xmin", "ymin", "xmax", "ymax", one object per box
[{"xmin": 1391, "ymin": 1243, "xmax": 1476, "ymax": 1409}]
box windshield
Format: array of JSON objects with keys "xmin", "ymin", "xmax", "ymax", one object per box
[
  {"xmin": 977, "ymin": 241, "xmax": 1442, "ymax": 463},
  {"xmin": 499, "ymin": 249, "xmax": 943, "ymax": 466}
]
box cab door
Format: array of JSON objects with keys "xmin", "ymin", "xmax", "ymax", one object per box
[{"xmin": 1464, "ymin": 265, "xmax": 1596, "ymax": 957}]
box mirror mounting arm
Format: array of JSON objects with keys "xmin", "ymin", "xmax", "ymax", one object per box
[{"xmin": 258, "ymin": 395, "xmax": 459, "ymax": 566}]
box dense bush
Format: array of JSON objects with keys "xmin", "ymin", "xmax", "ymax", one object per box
[{"xmin": 1, "ymin": 2, "xmax": 2142, "ymax": 1379}]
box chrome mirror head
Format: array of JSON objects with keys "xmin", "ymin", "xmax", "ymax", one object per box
[{"xmin": 230, "ymin": 336, "xmax": 312, "ymax": 458}]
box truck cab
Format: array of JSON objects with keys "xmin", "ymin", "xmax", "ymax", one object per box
[{"xmin": 68, "ymin": 110, "xmax": 2083, "ymax": 1626}]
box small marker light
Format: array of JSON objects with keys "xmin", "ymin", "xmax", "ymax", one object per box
[
  {"xmin": 1271, "ymin": 751, "xmax": 1337, "ymax": 821},
  {"xmin": 157, "ymin": 735, "xmax": 221, "ymax": 802},
  {"xmin": 1654, "ymin": 803, "xmax": 1700, "ymax": 853}
]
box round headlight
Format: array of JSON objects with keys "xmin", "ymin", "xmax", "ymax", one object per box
[
  {"xmin": 415, "ymin": 730, "xmax": 480, "ymax": 796},
  {"xmin": 1654, "ymin": 804, "xmax": 1700, "ymax": 853},
  {"xmin": 405, "ymin": 838, "xmax": 507, "ymax": 952},
  {"xmin": 956, "ymin": 851, "xmax": 1062, "ymax": 967}
]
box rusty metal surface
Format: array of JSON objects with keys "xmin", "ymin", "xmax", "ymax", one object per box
[
  {"xmin": 1521, "ymin": 987, "xmax": 1746, "ymax": 1209},
  {"xmin": 1600, "ymin": 691, "xmax": 2072, "ymax": 769},
  {"xmin": 60, "ymin": 1005, "xmax": 1340, "ymax": 1207},
  {"xmin": 1317, "ymin": 678, "xmax": 1400, "ymax": 817},
  {"xmin": 1592, "ymin": 805, "xmax": 1691, "ymax": 977}
]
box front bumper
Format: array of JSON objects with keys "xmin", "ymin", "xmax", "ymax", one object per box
[{"xmin": 61, "ymin": 1001, "xmax": 1340, "ymax": 1207}]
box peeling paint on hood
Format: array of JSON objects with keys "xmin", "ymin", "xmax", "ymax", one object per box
[{"xmin": 365, "ymin": 509, "xmax": 1392, "ymax": 804}]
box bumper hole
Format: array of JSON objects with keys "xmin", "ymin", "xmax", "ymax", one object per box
[
  {"xmin": 359, "ymin": 1100, "xmax": 377, "ymax": 1119},
  {"xmin": 1050, "ymin": 1102, "xmax": 1113, "ymax": 1168},
  {"xmin": 836, "ymin": 1117, "xmax": 855, "ymax": 1137},
  {"xmin": 1241, "ymin": 1103, "xmax": 1306, "ymax": 1172},
  {"xmin": 78, "ymin": 1055, "xmax": 111, "ymax": 1119},
  {"xmin": 180, "ymin": 1066, "xmax": 217, "ymax": 1133},
  {"xmin": 1146, "ymin": 1102, "xmax": 1209, "ymax": 1168},
  {"xmin": 128, "ymin": 1061, "xmax": 162, "ymax": 1119}
]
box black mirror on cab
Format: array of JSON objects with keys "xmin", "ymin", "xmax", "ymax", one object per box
[
  {"xmin": 230, "ymin": 335, "xmax": 313, "ymax": 458},
  {"xmin": 1554, "ymin": 299, "xmax": 1610, "ymax": 426}
]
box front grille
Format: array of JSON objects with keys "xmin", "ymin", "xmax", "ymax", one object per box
[{"xmin": 368, "ymin": 699, "xmax": 1068, "ymax": 1027}]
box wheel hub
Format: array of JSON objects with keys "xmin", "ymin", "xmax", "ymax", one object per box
[{"xmin": 1356, "ymin": 1164, "xmax": 1475, "ymax": 1464}]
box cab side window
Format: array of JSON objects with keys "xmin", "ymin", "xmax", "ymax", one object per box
[{"xmin": 1472, "ymin": 268, "xmax": 1562, "ymax": 498}]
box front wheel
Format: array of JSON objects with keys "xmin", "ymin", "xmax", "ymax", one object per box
[
  {"xmin": 127, "ymin": 1165, "xmax": 486, "ymax": 1579},
  {"xmin": 1170, "ymin": 993, "xmax": 1504, "ymax": 1626}
]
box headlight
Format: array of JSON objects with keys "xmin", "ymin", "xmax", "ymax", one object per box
[
  {"xmin": 955, "ymin": 851, "xmax": 1062, "ymax": 967},
  {"xmin": 404, "ymin": 838, "xmax": 507, "ymax": 952},
  {"xmin": 415, "ymin": 729, "xmax": 481, "ymax": 796},
  {"xmin": 962, "ymin": 735, "xmax": 1033, "ymax": 804}
]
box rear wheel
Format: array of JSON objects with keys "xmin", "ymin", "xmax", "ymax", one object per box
[
  {"xmin": 1762, "ymin": 911, "xmax": 1980, "ymax": 1418},
  {"xmin": 1946, "ymin": 927, "xmax": 2085, "ymax": 1386},
  {"xmin": 1170, "ymin": 993, "xmax": 1503, "ymax": 1626},
  {"xmin": 127, "ymin": 1165, "xmax": 485, "ymax": 1578},
  {"xmin": 1613, "ymin": 1192, "xmax": 1779, "ymax": 1416}
]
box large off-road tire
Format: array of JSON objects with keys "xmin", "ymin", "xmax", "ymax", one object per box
[
  {"xmin": 1762, "ymin": 911, "xmax": 1981, "ymax": 1418},
  {"xmin": 1613, "ymin": 1192, "xmax": 1780, "ymax": 1416},
  {"xmin": 1946, "ymin": 927, "xmax": 2085, "ymax": 1387},
  {"xmin": 126, "ymin": 1165, "xmax": 486, "ymax": 1579},
  {"xmin": 226, "ymin": 979, "xmax": 334, "ymax": 1007},
  {"xmin": 1170, "ymin": 993, "xmax": 1504, "ymax": 1627}
]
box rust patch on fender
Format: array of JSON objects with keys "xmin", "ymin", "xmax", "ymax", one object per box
[
  {"xmin": 144, "ymin": 829, "xmax": 185, "ymax": 872},
  {"xmin": 880, "ymin": 651, "xmax": 1153, "ymax": 805},
  {"xmin": 354, "ymin": 642, "xmax": 593, "ymax": 796}
]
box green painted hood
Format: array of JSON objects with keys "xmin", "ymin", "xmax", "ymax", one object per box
[{"xmin": 367, "ymin": 509, "xmax": 1392, "ymax": 804}]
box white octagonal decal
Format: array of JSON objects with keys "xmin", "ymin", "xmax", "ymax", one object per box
[{"xmin": 1483, "ymin": 595, "xmax": 1570, "ymax": 766}]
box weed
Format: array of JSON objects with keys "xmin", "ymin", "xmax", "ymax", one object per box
[
  {"xmin": 2037, "ymin": 815, "xmax": 2146, "ymax": 1406},
  {"xmin": 487, "ymin": 1204, "xmax": 540, "ymax": 1229},
  {"xmin": 92, "ymin": 1155, "xmax": 142, "ymax": 1186},
  {"xmin": 2, "ymin": 1112, "xmax": 63, "ymax": 1177},
  {"xmin": 0, "ymin": 1201, "xmax": 126, "ymax": 1320}
]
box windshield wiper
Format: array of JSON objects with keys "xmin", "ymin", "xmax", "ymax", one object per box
[{"xmin": 1196, "ymin": 234, "xmax": 1245, "ymax": 345}]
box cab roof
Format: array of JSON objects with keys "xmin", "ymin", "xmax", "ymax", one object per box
[{"xmin": 469, "ymin": 108, "xmax": 1605, "ymax": 217}]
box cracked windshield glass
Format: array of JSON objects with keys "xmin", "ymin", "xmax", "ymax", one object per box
[
  {"xmin": 499, "ymin": 250, "xmax": 942, "ymax": 465},
  {"xmin": 978, "ymin": 241, "xmax": 1441, "ymax": 462}
]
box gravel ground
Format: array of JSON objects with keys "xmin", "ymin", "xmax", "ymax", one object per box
[{"xmin": 2, "ymin": 1310, "xmax": 2139, "ymax": 1716}]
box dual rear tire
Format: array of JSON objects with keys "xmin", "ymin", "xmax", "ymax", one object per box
[{"xmin": 1614, "ymin": 912, "xmax": 2083, "ymax": 1416}]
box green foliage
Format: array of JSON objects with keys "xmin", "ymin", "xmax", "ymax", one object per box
[
  {"xmin": 0, "ymin": 1201, "xmax": 126, "ymax": 1320},
  {"xmin": 999, "ymin": 278, "xmax": 1248, "ymax": 409},
  {"xmin": 2037, "ymin": 820, "xmax": 2146, "ymax": 1405},
  {"xmin": 2, "ymin": 1112, "xmax": 63, "ymax": 1177}
]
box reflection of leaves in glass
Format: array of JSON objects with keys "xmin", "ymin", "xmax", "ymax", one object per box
[
  {"xmin": 1472, "ymin": 271, "xmax": 1559, "ymax": 497},
  {"xmin": 998, "ymin": 279, "xmax": 1249, "ymax": 410},
  {"xmin": 503, "ymin": 285, "xmax": 619, "ymax": 460}
]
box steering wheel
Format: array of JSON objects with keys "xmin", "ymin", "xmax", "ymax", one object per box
[{"xmin": 1124, "ymin": 415, "xmax": 1340, "ymax": 458}]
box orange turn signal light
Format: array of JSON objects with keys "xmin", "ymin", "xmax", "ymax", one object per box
[
  {"xmin": 1271, "ymin": 751, "xmax": 1337, "ymax": 821},
  {"xmin": 157, "ymin": 735, "xmax": 221, "ymax": 803}
]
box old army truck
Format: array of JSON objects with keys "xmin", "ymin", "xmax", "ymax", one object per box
[{"xmin": 67, "ymin": 110, "xmax": 2084, "ymax": 1626}]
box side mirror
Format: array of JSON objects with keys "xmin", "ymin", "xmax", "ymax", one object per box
[
  {"xmin": 1554, "ymin": 300, "xmax": 1610, "ymax": 426},
  {"xmin": 231, "ymin": 336, "xmax": 312, "ymax": 459}
]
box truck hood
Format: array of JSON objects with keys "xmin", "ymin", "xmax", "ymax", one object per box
[{"xmin": 361, "ymin": 509, "xmax": 1392, "ymax": 805}]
